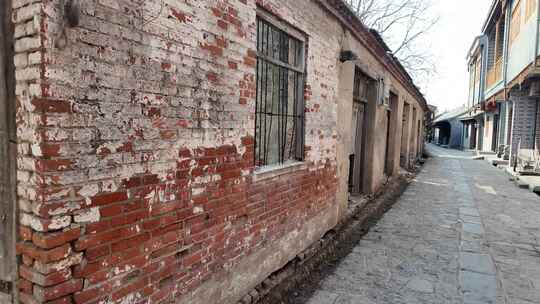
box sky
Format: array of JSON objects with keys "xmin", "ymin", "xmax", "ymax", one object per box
[{"xmin": 422, "ymin": 0, "xmax": 493, "ymax": 113}]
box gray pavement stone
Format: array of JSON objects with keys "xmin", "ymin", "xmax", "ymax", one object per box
[
  {"xmin": 460, "ymin": 271, "xmax": 496, "ymax": 303},
  {"xmin": 463, "ymin": 222, "xmax": 485, "ymax": 235},
  {"xmin": 405, "ymin": 277, "xmax": 435, "ymax": 293},
  {"xmin": 460, "ymin": 253, "xmax": 496, "ymax": 275},
  {"xmin": 460, "ymin": 240, "xmax": 487, "ymax": 253},
  {"xmin": 305, "ymin": 290, "xmax": 339, "ymax": 304},
  {"xmin": 301, "ymin": 145, "xmax": 540, "ymax": 304},
  {"xmin": 460, "ymin": 214, "xmax": 482, "ymax": 224},
  {"xmin": 460, "ymin": 207, "xmax": 480, "ymax": 217}
]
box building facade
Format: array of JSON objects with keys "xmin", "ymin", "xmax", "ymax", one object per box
[
  {"xmin": 0, "ymin": 0, "xmax": 428, "ymax": 303},
  {"xmin": 432, "ymin": 106, "xmax": 468, "ymax": 149},
  {"xmin": 465, "ymin": 0, "xmax": 540, "ymax": 171}
]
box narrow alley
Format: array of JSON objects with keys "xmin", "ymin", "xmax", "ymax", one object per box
[{"xmin": 302, "ymin": 144, "xmax": 540, "ymax": 304}]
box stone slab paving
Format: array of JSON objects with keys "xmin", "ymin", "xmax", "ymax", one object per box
[{"xmin": 303, "ymin": 145, "xmax": 540, "ymax": 304}]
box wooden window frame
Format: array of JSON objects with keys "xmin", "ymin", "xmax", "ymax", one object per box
[
  {"xmin": 525, "ymin": 0, "xmax": 537, "ymax": 21},
  {"xmin": 509, "ymin": 0, "xmax": 522, "ymax": 46}
]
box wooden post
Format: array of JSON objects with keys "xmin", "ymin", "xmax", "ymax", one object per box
[{"xmin": 0, "ymin": 0, "xmax": 17, "ymax": 301}]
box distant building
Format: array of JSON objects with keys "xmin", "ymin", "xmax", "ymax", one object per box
[
  {"xmin": 425, "ymin": 105, "xmax": 438, "ymax": 143},
  {"xmin": 432, "ymin": 106, "xmax": 469, "ymax": 148}
]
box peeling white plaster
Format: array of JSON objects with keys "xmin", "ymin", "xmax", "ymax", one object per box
[
  {"xmin": 79, "ymin": 184, "xmax": 100, "ymax": 205},
  {"xmin": 74, "ymin": 207, "xmax": 100, "ymax": 223},
  {"xmin": 192, "ymin": 187, "xmax": 205, "ymax": 196},
  {"xmin": 30, "ymin": 143, "xmax": 42, "ymax": 156}
]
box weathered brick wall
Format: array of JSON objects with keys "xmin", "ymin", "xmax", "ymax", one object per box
[
  {"xmin": 12, "ymin": 0, "xmax": 341, "ymax": 303},
  {"xmin": 10, "ymin": 0, "xmax": 426, "ymax": 303}
]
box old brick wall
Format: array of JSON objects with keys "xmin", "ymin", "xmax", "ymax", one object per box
[
  {"xmin": 346, "ymin": 37, "xmax": 426, "ymax": 193},
  {"xmin": 12, "ymin": 0, "xmax": 341, "ymax": 303},
  {"xmin": 10, "ymin": 0, "xmax": 426, "ymax": 303}
]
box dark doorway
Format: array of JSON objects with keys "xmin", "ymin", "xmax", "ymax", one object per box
[
  {"xmin": 507, "ymin": 103, "xmax": 513, "ymax": 146},
  {"xmin": 400, "ymin": 103, "xmax": 411, "ymax": 168},
  {"xmin": 471, "ymin": 123, "xmax": 477, "ymax": 149},
  {"xmin": 478, "ymin": 119, "xmax": 484, "ymax": 150},
  {"xmin": 385, "ymin": 92, "xmax": 398, "ymax": 176},
  {"xmin": 385, "ymin": 110, "xmax": 391, "ymax": 174},
  {"xmin": 492, "ymin": 114, "xmax": 499, "ymax": 152},
  {"xmin": 348, "ymin": 67, "xmax": 373, "ymax": 194},
  {"xmin": 434, "ymin": 121, "xmax": 451, "ymax": 145}
]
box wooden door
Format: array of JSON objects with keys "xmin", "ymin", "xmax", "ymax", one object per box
[{"xmin": 351, "ymin": 102, "xmax": 366, "ymax": 194}]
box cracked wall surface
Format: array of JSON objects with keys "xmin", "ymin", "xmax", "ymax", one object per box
[{"xmin": 9, "ymin": 0, "xmax": 426, "ymax": 303}]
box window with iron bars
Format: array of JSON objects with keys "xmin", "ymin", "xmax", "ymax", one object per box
[{"xmin": 255, "ymin": 14, "xmax": 306, "ymax": 167}]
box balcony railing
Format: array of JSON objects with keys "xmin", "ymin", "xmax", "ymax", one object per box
[{"xmin": 486, "ymin": 58, "xmax": 503, "ymax": 88}]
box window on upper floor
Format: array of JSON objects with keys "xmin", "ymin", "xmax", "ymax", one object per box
[
  {"xmin": 525, "ymin": 0, "xmax": 537, "ymax": 21},
  {"xmin": 475, "ymin": 58, "xmax": 481, "ymax": 84},
  {"xmin": 255, "ymin": 11, "xmax": 306, "ymax": 168},
  {"xmin": 495, "ymin": 15, "xmax": 505, "ymax": 61},
  {"xmin": 510, "ymin": 0, "xmax": 522, "ymax": 45},
  {"xmin": 468, "ymin": 63, "xmax": 475, "ymax": 101},
  {"xmin": 487, "ymin": 28, "xmax": 497, "ymax": 70}
]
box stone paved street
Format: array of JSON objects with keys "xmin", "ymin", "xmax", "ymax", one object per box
[{"xmin": 304, "ymin": 144, "xmax": 540, "ymax": 304}]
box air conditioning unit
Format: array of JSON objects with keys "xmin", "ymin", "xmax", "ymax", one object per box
[{"xmin": 377, "ymin": 78, "xmax": 389, "ymax": 106}]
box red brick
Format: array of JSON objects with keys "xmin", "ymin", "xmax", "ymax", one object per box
[
  {"xmin": 19, "ymin": 265, "xmax": 71, "ymax": 287},
  {"xmin": 31, "ymin": 99, "xmax": 72, "ymax": 113},
  {"xmin": 32, "ymin": 228, "xmax": 81, "ymax": 249},
  {"xmin": 110, "ymin": 233, "xmax": 150, "ymax": 252},
  {"xmin": 36, "ymin": 159, "xmax": 73, "ymax": 172},
  {"xmin": 18, "ymin": 278, "xmax": 33, "ymax": 294},
  {"xmin": 46, "ymin": 296, "xmax": 73, "ymax": 304},
  {"xmin": 34, "ymin": 279, "xmax": 83, "ymax": 302},
  {"xmin": 90, "ymin": 191, "xmax": 128, "ymax": 207},
  {"xmin": 73, "ymin": 283, "xmax": 113, "ymax": 304},
  {"xmin": 20, "ymin": 226, "xmax": 33, "ymax": 241},
  {"xmin": 16, "ymin": 243, "xmax": 71, "ymax": 264},
  {"xmin": 100, "ymin": 204, "xmax": 123, "ymax": 218},
  {"xmin": 85, "ymin": 245, "xmax": 110, "ymax": 261},
  {"xmin": 112, "ymin": 276, "xmax": 149, "ymax": 301}
]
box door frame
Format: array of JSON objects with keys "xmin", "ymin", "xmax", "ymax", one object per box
[
  {"xmin": 351, "ymin": 101, "xmax": 367, "ymax": 195},
  {"xmin": 385, "ymin": 92, "xmax": 398, "ymax": 176},
  {"xmin": 0, "ymin": 0, "xmax": 17, "ymax": 301}
]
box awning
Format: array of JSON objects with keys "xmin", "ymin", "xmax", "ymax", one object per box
[{"xmin": 458, "ymin": 111, "xmax": 484, "ymax": 121}]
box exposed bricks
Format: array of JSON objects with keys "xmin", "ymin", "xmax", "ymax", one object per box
[
  {"xmin": 16, "ymin": 243, "xmax": 72, "ymax": 264},
  {"xmin": 33, "ymin": 279, "xmax": 83, "ymax": 302},
  {"xmin": 32, "ymin": 228, "xmax": 81, "ymax": 250},
  {"xmin": 10, "ymin": 0, "xmax": 425, "ymax": 303},
  {"xmin": 19, "ymin": 266, "xmax": 72, "ymax": 287}
]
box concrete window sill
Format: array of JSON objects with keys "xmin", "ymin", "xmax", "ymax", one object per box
[{"xmin": 253, "ymin": 161, "xmax": 306, "ymax": 182}]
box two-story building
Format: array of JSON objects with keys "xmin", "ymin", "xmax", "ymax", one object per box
[{"xmin": 465, "ymin": 0, "xmax": 540, "ymax": 172}]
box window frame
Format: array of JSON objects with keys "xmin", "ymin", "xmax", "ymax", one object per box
[
  {"xmin": 509, "ymin": 0, "xmax": 522, "ymax": 45},
  {"xmin": 254, "ymin": 9, "xmax": 307, "ymax": 171},
  {"xmin": 525, "ymin": 0, "xmax": 537, "ymax": 21}
]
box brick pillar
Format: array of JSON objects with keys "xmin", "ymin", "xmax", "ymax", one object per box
[{"xmin": 11, "ymin": 1, "xmax": 85, "ymax": 303}]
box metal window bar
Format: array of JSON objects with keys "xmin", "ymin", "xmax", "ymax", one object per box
[{"xmin": 255, "ymin": 17, "xmax": 305, "ymax": 167}]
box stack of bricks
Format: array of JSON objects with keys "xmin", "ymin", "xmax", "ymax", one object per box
[{"xmin": 11, "ymin": 0, "xmax": 339, "ymax": 303}]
